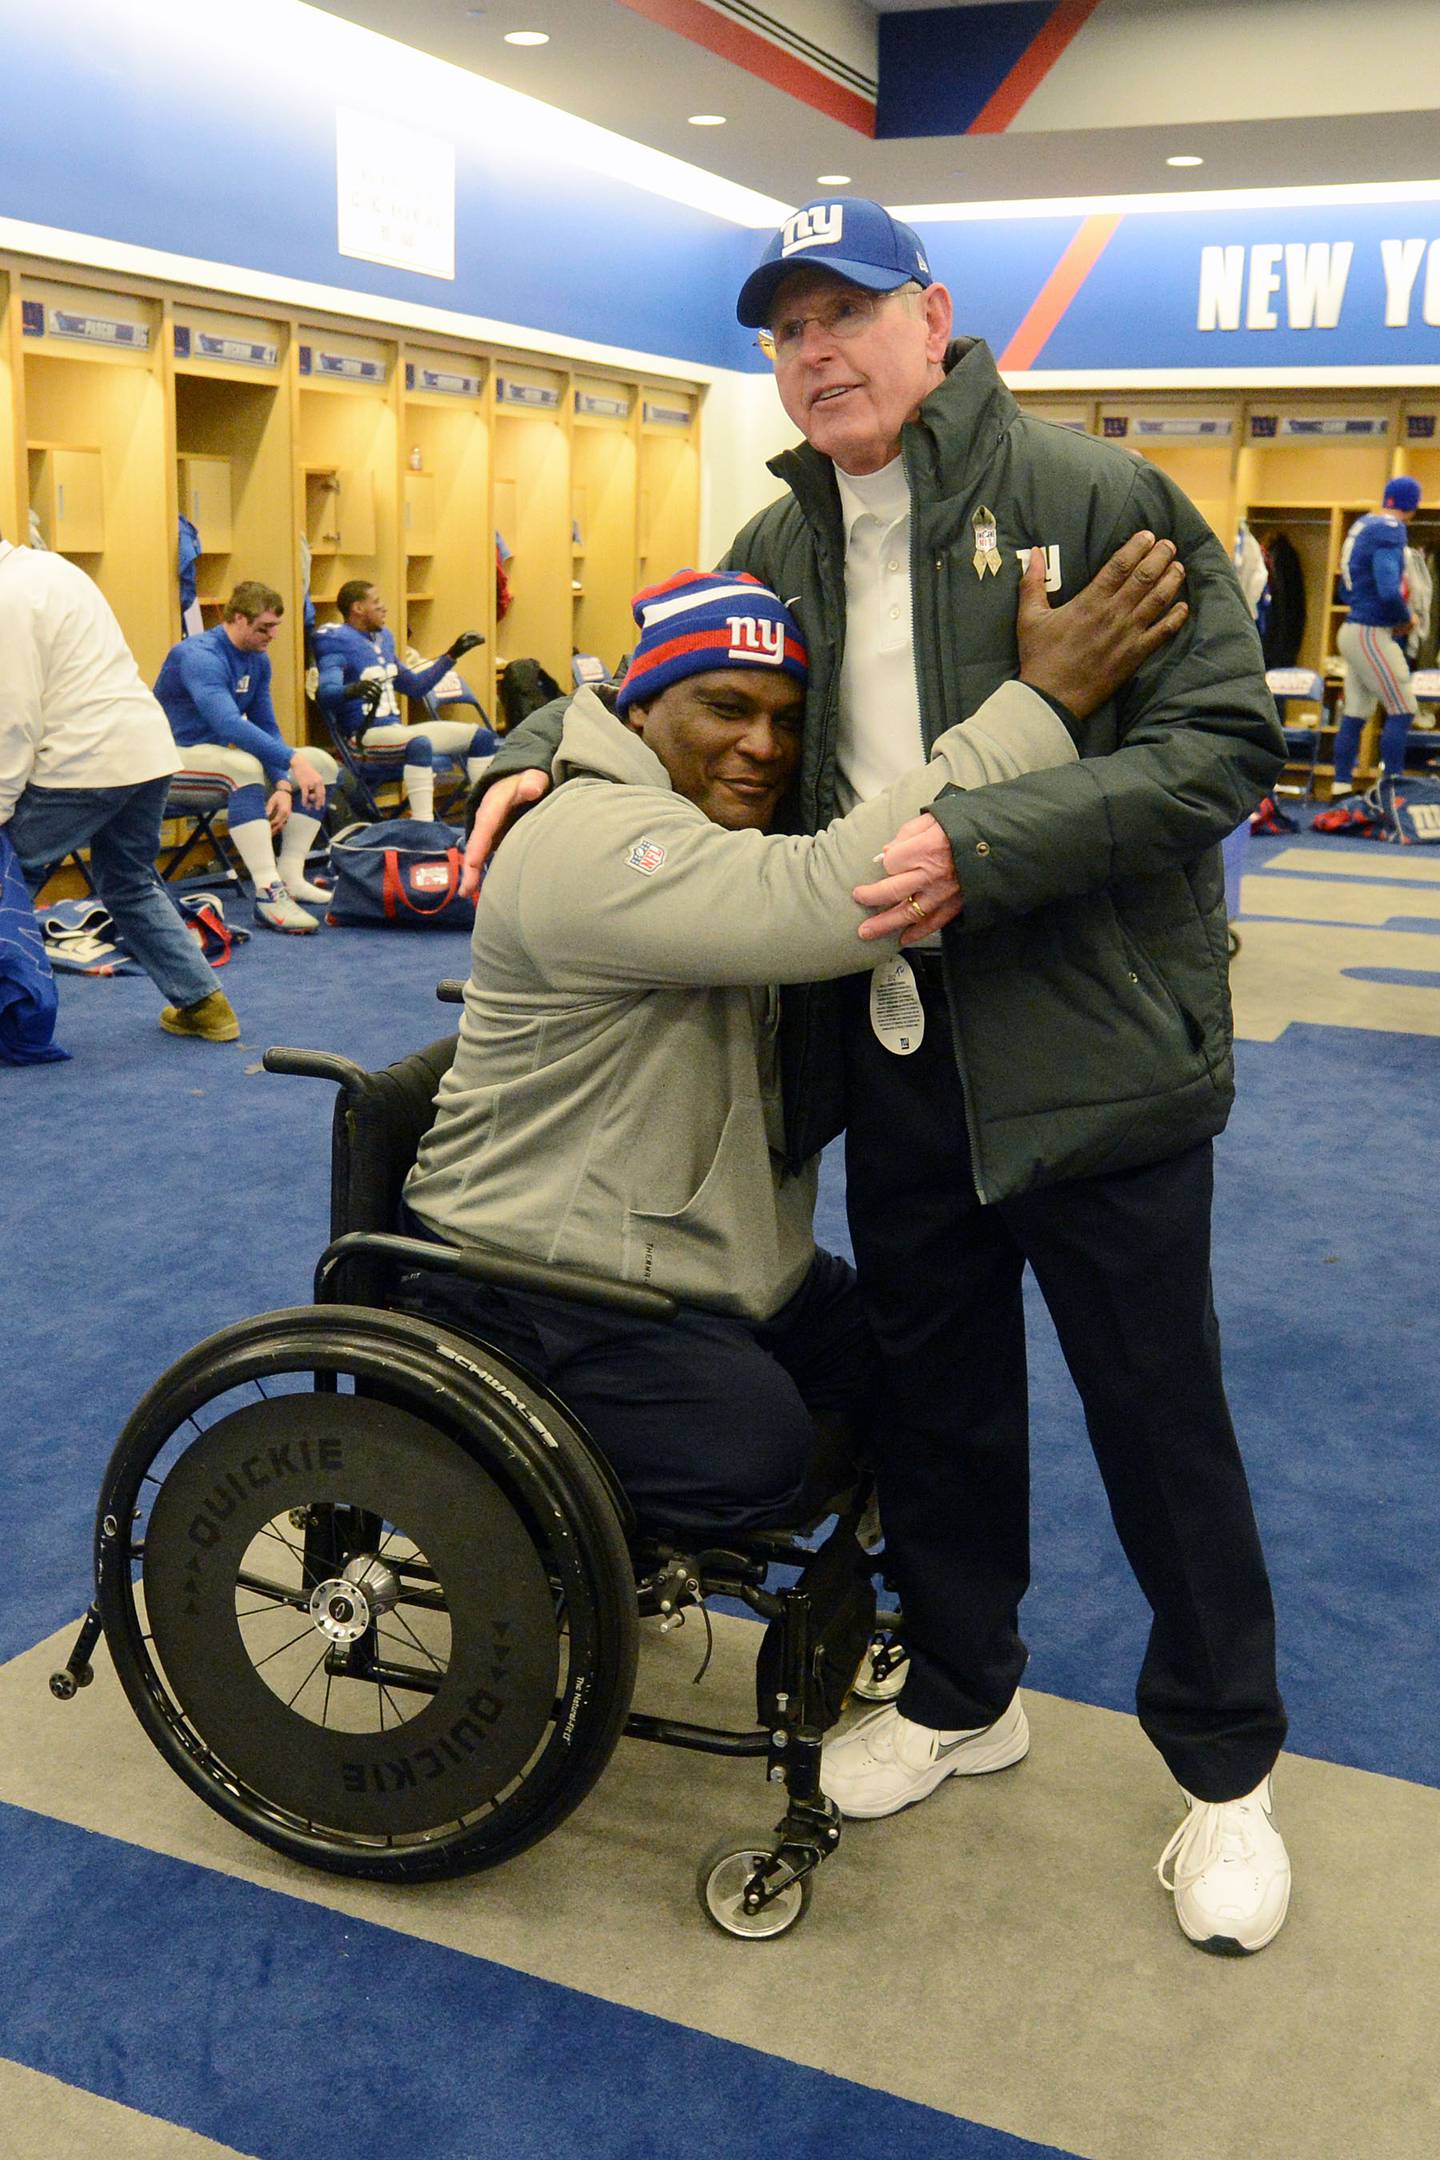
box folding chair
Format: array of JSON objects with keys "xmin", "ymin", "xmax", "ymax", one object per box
[
  {"xmin": 318, "ymin": 702, "xmax": 470, "ymax": 824},
  {"xmin": 156, "ymin": 777, "xmax": 252, "ymax": 894},
  {"xmin": 1265, "ymin": 668, "xmax": 1329, "ymax": 798}
]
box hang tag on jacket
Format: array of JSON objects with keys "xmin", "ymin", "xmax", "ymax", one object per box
[{"xmin": 869, "ymin": 956, "xmax": 925, "ymax": 1056}]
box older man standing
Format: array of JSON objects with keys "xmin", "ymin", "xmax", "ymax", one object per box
[{"xmin": 469, "ymin": 199, "xmax": 1289, "ymax": 1954}]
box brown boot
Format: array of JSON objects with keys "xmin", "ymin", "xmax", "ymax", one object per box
[{"xmin": 159, "ymin": 989, "xmax": 240, "ymax": 1042}]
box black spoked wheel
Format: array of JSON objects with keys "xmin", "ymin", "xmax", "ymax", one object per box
[{"xmin": 96, "ymin": 1305, "xmax": 637, "ymax": 1882}]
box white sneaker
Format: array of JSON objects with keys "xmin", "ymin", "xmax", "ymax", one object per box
[
  {"xmin": 1156, "ymin": 1775, "xmax": 1291, "ymax": 1954},
  {"xmin": 254, "ymin": 881, "xmax": 319, "ymax": 934},
  {"xmin": 821, "ymin": 1697, "xmax": 1029, "ymax": 1819}
]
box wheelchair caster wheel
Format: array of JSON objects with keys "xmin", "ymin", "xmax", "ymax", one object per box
[
  {"xmin": 851, "ymin": 1630, "xmax": 907, "ymax": 1704},
  {"xmin": 697, "ymin": 1835, "xmax": 812, "ymax": 1940}
]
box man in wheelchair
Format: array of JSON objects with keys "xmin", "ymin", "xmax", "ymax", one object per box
[
  {"xmin": 398, "ymin": 569, "xmax": 1077, "ymax": 1538},
  {"xmin": 69, "ymin": 565, "xmax": 1155, "ymax": 1937}
]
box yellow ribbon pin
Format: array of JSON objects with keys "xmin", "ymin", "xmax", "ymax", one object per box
[{"xmin": 972, "ymin": 505, "xmax": 1002, "ymax": 578}]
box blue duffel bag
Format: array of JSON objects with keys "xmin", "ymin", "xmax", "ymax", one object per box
[{"xmin": 326, "ymin": 820, "xmax": 476, "ymax": 931}]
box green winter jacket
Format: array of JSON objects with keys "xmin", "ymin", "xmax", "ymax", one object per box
[
  {"xmin": 717, "ymin": 338, "xmax": 1284, "ymax": 1200},
  {"xmin": 486, "ymin": 338, "xmax": 1284, "ymax": 1204}
]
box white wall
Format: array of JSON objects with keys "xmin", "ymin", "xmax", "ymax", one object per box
[{"xmin": 699, "ymin": 370, "xmax": 802, "ymax": 566}]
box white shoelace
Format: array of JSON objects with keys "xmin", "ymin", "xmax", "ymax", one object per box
[{"xmin": 1156, "ymin": 1789, "xmax": 1267, "ymax": 1891}]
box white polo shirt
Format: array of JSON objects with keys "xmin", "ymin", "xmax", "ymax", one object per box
[
  {"xmin": 0, "ymin": 542, "xmax": 178, "ymax": 825},
  {"xmin": 834, "ymin": 454, "xmax": 924, "ymax": 814}
]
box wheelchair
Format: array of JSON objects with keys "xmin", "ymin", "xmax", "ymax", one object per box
[{"xmin": 54, "ymin": 990, "xmax": 903, "ymax": 1939}]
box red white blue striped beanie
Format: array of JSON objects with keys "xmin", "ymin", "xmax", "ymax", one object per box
[{"xmin": 615, "ymin": 570, "xmax": 808, "ymax": 715}]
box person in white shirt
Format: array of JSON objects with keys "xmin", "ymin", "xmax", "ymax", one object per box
[{"xmin": 0, "ymin": 537, "xmax": 237, "ymax": 1042}]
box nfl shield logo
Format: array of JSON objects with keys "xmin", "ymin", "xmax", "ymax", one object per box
[{"xmin": 626, "ymin": 837, "xmax": 667, "ymax": 876}]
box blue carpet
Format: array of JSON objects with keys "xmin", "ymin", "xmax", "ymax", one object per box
[
  {"xmin": 0, "ymin": 1801, "xmax": 1077, "ymax": 2160},
  {"xmin": 6, "ymin": 852, "xmax": 1439, "ymax": 1785}
]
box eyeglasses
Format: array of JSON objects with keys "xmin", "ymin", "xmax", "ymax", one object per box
[{"xmin": 756, "ymin": 284, "xmax": 918, "ymax": 364}]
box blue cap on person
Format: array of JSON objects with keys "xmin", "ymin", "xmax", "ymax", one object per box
[
  {"xmin": 615, "ymin": 570, "xmax": 808, "ymax": 715},
  {"xmin": 1383, "ymin": 477, "xmax": 1423, "ymax": 513},
  {"xmin": 737, "ymin": 198, "xmax": 934, "ymax": 329}
]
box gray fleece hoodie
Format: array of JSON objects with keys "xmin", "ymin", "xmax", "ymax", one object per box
[{"xmin": 404, "ymin": 681, "xmax": 1074, "ymax": 1319}]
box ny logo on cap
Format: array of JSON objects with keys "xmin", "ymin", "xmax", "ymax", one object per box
[
  {"xmin": 727, "ymin": 616, "xmax": 784, "ymax": 663},
  {"xmin": 782, "ymin": 205, "xmax": 842, "ymax": 257}
]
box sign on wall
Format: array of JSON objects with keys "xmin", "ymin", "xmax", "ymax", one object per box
[{"xmin": 336, "ymin": 109, "xmax": 455, "ymax": 282}]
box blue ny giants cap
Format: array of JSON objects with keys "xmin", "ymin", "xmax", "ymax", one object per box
[{"xmin": 737, "ymin": 198, "xmax": 934, "ymax": 329}]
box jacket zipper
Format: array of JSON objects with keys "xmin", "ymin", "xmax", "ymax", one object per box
[{"xmin": 911, "ymin": 504, "xmax": 990, "ymax": 1205}]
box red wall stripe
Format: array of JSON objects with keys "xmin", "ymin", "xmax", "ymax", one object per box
[
  {"xmin": 997, "ymin": 213, "xmax": 1122, "ymax": 371},
  {"xmin": 615, "ymin": 0, "xmax": 876, "ymax": 137},
  {"xmin": 967, "ymin": 0, "xmax": 1104, "ymax": 135}
]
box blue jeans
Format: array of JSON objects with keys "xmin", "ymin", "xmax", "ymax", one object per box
[{"xmin": 9, "ymin": 778, "xmax": 217, "ymax": 1009}]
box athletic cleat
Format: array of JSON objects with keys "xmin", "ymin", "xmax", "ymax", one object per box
[
  {"xmin": 1156, "ymin": 1775, "xmax": 1291, "ymax": 1955},
  {"xmin": 282, "ymin": 873, "xmax": 334, "ymax": 905},
  {"xmin": 1249, "ymin": 796, "xmax": 1298, "ymax": 835},
  {"xmin": 254, "ymin": 880, "xmax": 319, "ymax": 934},
  {"xmin": 159, "ymin": 990, "xmax": 240, "ymax": 1042},
  {"xmin": 820, "ymin": 1696, "xmax": 1029, "ymax": 1818},
  {"xmin": 1310, "ymin": 801, "xmax": 1378, "ymax": 835}
]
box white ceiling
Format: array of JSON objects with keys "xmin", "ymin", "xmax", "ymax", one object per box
[{"xmin": 310, "ymin": 0, "xmax": 1440, "ymax": 212}]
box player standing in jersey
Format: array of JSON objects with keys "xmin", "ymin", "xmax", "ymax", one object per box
[{"xmin": 1331, "ymin": 477, "xmax": 1424, "ymax": 798}]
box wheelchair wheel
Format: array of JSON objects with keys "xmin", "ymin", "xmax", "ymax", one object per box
[
  {"xmin": 96, "ymin": 1305, "xmax": 638, "ymax": 1882},
  {"xmin": 697, "ymin": 1834, "xmax": 812, "ymax": 1940}
]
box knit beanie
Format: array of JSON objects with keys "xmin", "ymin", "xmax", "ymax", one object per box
[
  {"xmin": 1383, "ymin": 477, "xmax": 1423, "ymax": 513},
  {"xmin": 614, "ymin": 570, "xmax": 808, "ymax": 715}
]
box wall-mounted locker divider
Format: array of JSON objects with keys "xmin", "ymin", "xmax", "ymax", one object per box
[
  {"xmin": 492, "ymin": 361, "xmax": 573, "ymax": 687},
  {"xmin": 637, "ymin": 386, "xmax": 700, "ymax": 595},
  {"xmin": 571, "ymin": 377, "xmax": 638, "ymax": 677},
  {"xmin": 1400, "ymin": 403, "xmax": 1440, "ymax": 504},
  {"xmin": 296, "ymin": 327, "xmax": 399, "ymax": 748},
  {"xmin": 173, "ymin": 305, "xmax": 298, "ymax": 736},
  {"xmin": 21, "ymin": 273, "xmax": 171, "ymax": 679},
  {"xmin": 0, "ymin": 268, "xmax": 23, "ymax": 543},
  {"xmin": 1018, "ymin": 399, "xmax": 1098, "ymax": 435},
  {"xmin": 1096, "ymin": 404, "xmax": 1238, "ymax": 541},
  {"xmin": 400, "ymin": 347, "xmax": 493, "ymax": 712}
]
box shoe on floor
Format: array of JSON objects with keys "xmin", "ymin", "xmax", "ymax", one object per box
[
  {"xmin": 821, "ymin": 1696, "xmax": 1029, "ymax": 1819},
  {"xmin": 159, "ymin": 989, "xmax": 240, "ymax": 1042},
  {"xmin": 254, "ymin": 880, "xmax": 319, "ymax": 934},
  {"xmin": 1156, "ymin": 1774, "xmax": 1291, "ymax": 1955},
  {"xmin": 283, "ymin": 874, "xmax": 333, "ymax": 905}
]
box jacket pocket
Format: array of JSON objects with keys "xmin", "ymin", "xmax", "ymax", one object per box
[{"xmin": 621, "ymin": 1095, "xmax": 776, "ymax": 1293}]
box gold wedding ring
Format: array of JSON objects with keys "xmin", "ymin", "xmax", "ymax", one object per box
[{"xmin": 906, "ymin": 895, "xmax": 927, "ymax": 923}]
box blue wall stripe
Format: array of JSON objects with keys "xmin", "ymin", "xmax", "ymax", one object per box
[
  {"xmin": 0, "ymin": 1801, "xmax": 1079, "ymax": 2160},
  {"xmin": 877, "ymin": 5, "xmax": 1056, "ymax": 139}
]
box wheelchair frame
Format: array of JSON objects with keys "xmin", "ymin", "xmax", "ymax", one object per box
[{"xmin": 55, "ymin": 1004, "xmax": 895, "ymax": 1938}]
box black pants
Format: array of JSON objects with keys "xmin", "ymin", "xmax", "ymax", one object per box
[
  {"xmin": 400, "ymin": 1233, "xmax": 876, "ymax": 1538},
  {"xmin": 841, "ymin": 966, "xmax": 1286, "ymax": 1802}
]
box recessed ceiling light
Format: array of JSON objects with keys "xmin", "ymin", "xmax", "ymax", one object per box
[
  {"xmin": 817, "ymin": 175, "xmax": 851, "ymax": 186},
  {"xmin": 688, "ymin": 114, "xmax": 727, "ymax": 126},
  {"xmin": 1167, "ymin": 154, "xmax": 1204, "ymax": 168},
  {"xmin": 504, "ymin": 30, "xmax": 550, "ymax": 46}
]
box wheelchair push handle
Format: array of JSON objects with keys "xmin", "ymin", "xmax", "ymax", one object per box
[{"xmin": 263, "ymin": 1045, "xmax": 371, "ymax": 1088}]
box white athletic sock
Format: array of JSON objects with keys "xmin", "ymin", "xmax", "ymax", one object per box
[
  {"xmin": 229, "ymin": 815, "xmax": 281, "ymax": 893},
  {"xmin": 404, "ymin": 764, "xmax": 435, "ymax": 821},
  {"xmin": 466, "ymin": 753, "xmax": 495, "ymax": 786},
  {"xmin": 278, "ymin": 812, "xmax": 328, "ymax": 900}
]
